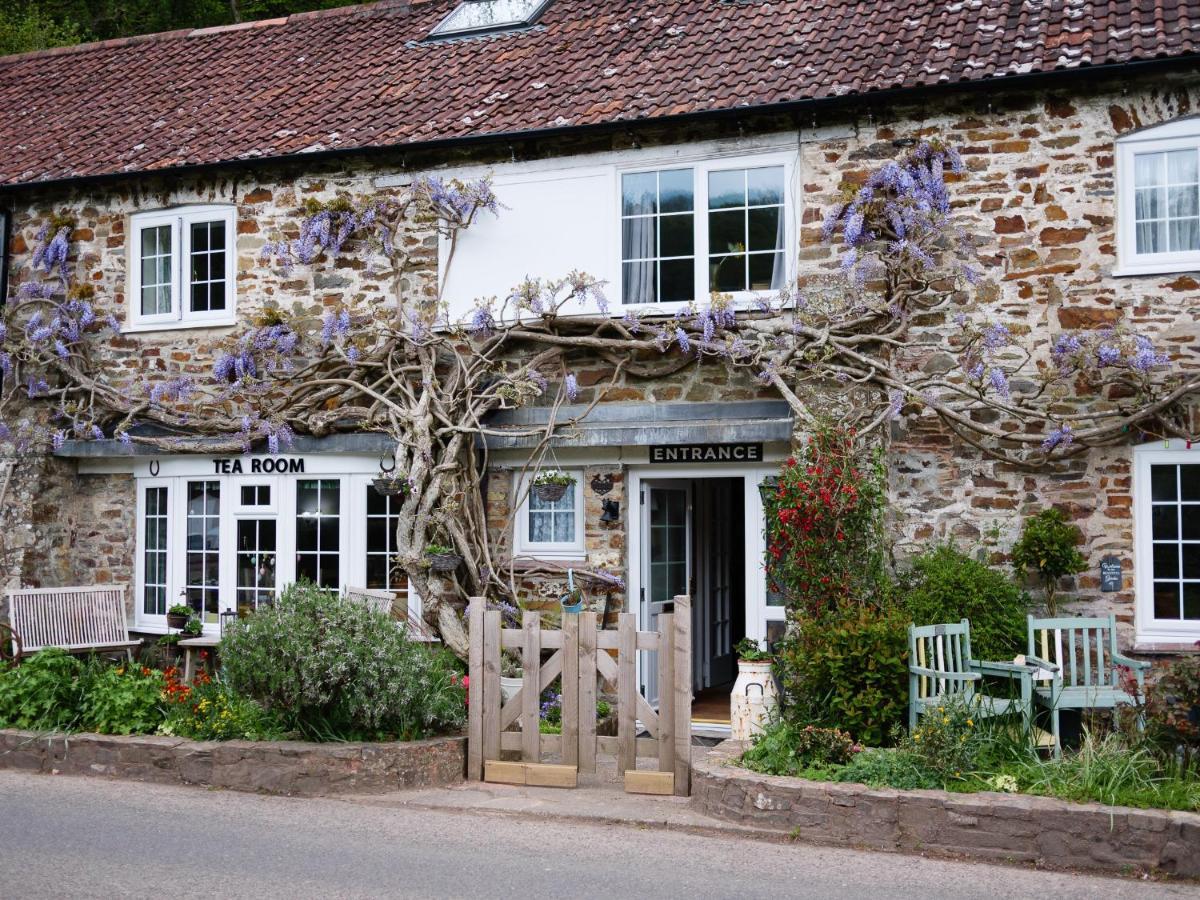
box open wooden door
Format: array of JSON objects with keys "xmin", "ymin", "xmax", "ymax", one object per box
[{"xmin": 640, "ymin": 481, "xmax": 691, "ymax": 706}]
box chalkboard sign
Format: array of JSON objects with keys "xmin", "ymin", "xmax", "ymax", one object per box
[{"xmin": 1100, "ymin": 556, "xmax": 1122, "ymax": 592}]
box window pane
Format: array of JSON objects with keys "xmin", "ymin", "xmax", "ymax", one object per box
[
  {"xmin": 1154, "ymin": 582, "xmax": 1181, "ymax": 619},
  {"xmin": 1185, "ymin": 584, "xmax": 1200, "ymax": 620},
  {"xmin": 319, "ymin": 480, "xmax": 340, "ymax": 514},
  {"xmin": 366, "ymin": 555, "xmax": 387, "ymax": 589},
  {"xmin": 207, "ymin": 277, "xmax": 226, "ymax": 312},
  {"xmin": 1135, "ymin": 153, "xmax": 1164, "ymax": 188},
  {"xmin": 749, "ymin": 252, "xmax": 785, "ymax": 291},
  {"xmin": 1154, "ymin": 542, "xmax": 1180, "ymax": 578},
  {"xmin": 1168, "ymin": 185, "xmax": 1198, "ymax": 218},
  {"xmin": 660, "ymin": 259, "xmax": 693, "ymax": 304},
  {"xmin": 1168, "ymin": 149, "xmax": 1197, "ymax": 184},
  {"xmin": 191, "ymin": 252, "xmax": 210, "ymax": 282},
  {"xmin": 748, "ymin": 207, "xmax": 782, "ymax": 252},
  {"xmin": 1183, "ymin": 544, "xmax": 1200, "ymax": 579},
  {"xmin": 709, "ymin": 210, "xmax": 744, "ymax": 255},
  {"xmin": 1152, "ymin": 464, "xmax": 1177, "ymax": 501},
  {"xmin": 1183, "ymin": 510, "xmax": 1200, "ymax": 541},
  {"xmin": 297, "ymin": 516, "xmax": 317, "ymax": 551},
  {"xmin": 1152, "ymin": 505, "xmax": 1178, "ymax": 540},
  {"xmin": 297, "ymin": 482, "xmax": 319, "ymax": 514},
  {"xmin": 747, "ymin": 166, "xmax": 784, "ymax": 206},
  {"xmin": 1135, "ymin": 187, "xmax": 1164, "ymax": 221},
  {"xmin": 623, "ymin": 261, "xmax": 655, "ymax": 304},
  {"xmin": 1181, "ymin": 465, "xmax": 1200, "ymax": 501},
  {"xmin": 622, "ymin": 172, "xmax": 657, "ymax": 216},
  {"xmin": 710, "ymin": 254, "xmax": 746, "ymax": 292},
  {"xmin": 659, "ymin": 169, "xmax": 693, "ymax": 213},
  {"xmin": 553, "ymin": 511, "xmax": 575, "ymax": 542},
  {"xmin": 622, "ymin": 217, "xmax": 656, "ymax": 260},
  {"xmin": 191, "ymin": 282, "xmax": 208, "ymax": 313},
  {"xmin": 320, "ymin": 516, "xmax": 339, "ymax": 548},
  {"xmin": 209, "ymin": 223, "xmax": 226, "ymax": 250},
  {"xmin": 141, "ymin": 285, "xmax": 165, "ymax": 317},
  {"xmin": 659, "ymin": 213, "xmax": 694, "ymax": 257},
  {"xmin": 192, "ymin": 222, "xmax": 209, "ymax": 252},
  {"xmin": 1170, "ymin": 219, "xmax": 1200, "ymax": 253},
  {"xmin": 708, "ymin": 170, "xmax": 745, "ymax": 210}
]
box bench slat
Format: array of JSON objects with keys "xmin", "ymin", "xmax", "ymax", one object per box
[{"xmin": 7, "ymin": 585, "xmax": 133, "ymax": 657}]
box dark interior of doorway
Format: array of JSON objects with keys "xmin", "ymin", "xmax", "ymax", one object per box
[{"xmin": 690, "ymin": 477, "xmax": 745, "ymax": 726}]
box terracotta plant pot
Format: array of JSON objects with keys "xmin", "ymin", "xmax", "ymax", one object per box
[
  {"xmin": 427, "ymin": 552, "xmax": 462, "ymax": 573},
  {"xmin": 532, "ymin": 482, "xmax": 569, "ymax": 503}
]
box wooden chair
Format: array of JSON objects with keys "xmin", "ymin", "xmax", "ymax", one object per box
[
  {"xmin": 909, "ymin": 619, "xmax": 1039, "ymax": 734},
  {"xmin": 6, "ymin": 585, "xmax": 141, "ymax": 661},
  {"xmin": 1026, "ymin": 613, "xmax": 1151, "ymax": 757},
  {"xmin": 342, "ymin": 586, "xmax": 435, "ymax": 642}
]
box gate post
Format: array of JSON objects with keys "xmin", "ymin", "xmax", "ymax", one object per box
[
  {"xmin": 672, "ymin": 594, "xmax": 692, "ymax": 796},
  {"xmin": 562, "ymin": 612, "xmax": 580, "ymax": 768},
  {"xmin": 467, "ymin": 596, "xmax": 484, "ymax": 781}
]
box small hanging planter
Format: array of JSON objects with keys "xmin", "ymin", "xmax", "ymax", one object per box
[
  {"xmin": 373, "ymin": 456, "xmax": 409, "ymax": 497},
  {"xmin": 424, "ymin": 543, "xmax": 462, "ymax": 573},
  {"xmin": 372, "ymin": 474, "xmax": 410, "ymax": 497},
  {"xmin": 531, "ymin": 469, "xmax": 575, "ymax": 503},
  {"xmin": 560, "ymin": 569, "xmax": 585, "ymax": 614}
]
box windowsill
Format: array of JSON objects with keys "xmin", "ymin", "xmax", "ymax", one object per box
[
  {"xmin": 619, "ymin": 292, "xmax": 787, "ymax": 318},
  {"xmin": 123, "ymin": 317, "xmax": 239, "ymax": 335},
  {"xmin": 1112, "ymin": 262, "xmax": 1200, "ymax": 278},
  {"xmin": 511, "ymin": 552, "xmax": 588, "ymax": 563},
  {"xmin": 1132, "ymin": 639, "xmax": 1200, "ymax": 654}
]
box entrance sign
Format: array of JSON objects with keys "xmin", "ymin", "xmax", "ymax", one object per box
[
  {"xmin": 213, "ymin": 457, "xmax": 305, "ymax": 474},
  {"xmin": 1099, "ymin": 555, "xmax": 1122, "ymax": 592},
  {"xmin": 649, "ymin": 443, "xmax": 763, "ymax": 464}
]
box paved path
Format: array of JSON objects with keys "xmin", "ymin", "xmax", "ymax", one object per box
[{"xmin": 0, "ymin": 771, "xmax": 1193, "ymax": 899}]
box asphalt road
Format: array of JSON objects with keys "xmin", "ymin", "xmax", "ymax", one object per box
[{"xmin": 0, "ymin": 771, "xmax": 1194, "ymax": 900}]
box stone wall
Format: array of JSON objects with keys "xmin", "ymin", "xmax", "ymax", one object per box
[
  {"xmin": 0, "ymin": 728, "xmax": 466, "ymax": 796},
  {"xmin": 693, "ymin": 740, "xmax": 1200, "ymax": 878}
]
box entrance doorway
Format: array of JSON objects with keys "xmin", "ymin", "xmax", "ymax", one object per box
[{"xmin": 638, "ymin": 477, "xmax": 746, "ymax": 729}]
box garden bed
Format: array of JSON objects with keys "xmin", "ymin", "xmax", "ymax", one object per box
[
  {"xmin": 692, "ymin": 740, "xmax": 1200, "ymax": 878},
  {"xmin": 0, "ymin": 728, "xmax": 465, "ymax": 796}
]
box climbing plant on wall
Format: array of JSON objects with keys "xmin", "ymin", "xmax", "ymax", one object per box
[{"xmin": 1, "ymin": 142, "xmax": 1196, "ymax": 656}]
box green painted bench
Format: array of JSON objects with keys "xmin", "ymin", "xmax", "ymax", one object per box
[
  {"xmin": 908, "ymin": 619, "xmax": 1040, "ymax": 734},
  {"xmin": 1026, "ymin": 613, "xmax": 1151, "ymax": 757}
]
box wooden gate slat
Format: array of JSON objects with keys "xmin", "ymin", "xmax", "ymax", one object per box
[
  {"xmin": 562, "ymin": 613, "xmax": 580, "ymax": 769},
  {"xmin": 467, "ymin": 597, "xmax": 484, "ymax": 780},
  {"xmin": 578, "ymin": 611, "xmax": 598, "ymax": 775},
  {"xmin": 522, "ymin": 612, "xmax": 542, "ymax": 762},
  {"xmin": 672, "ymin": 594, "xmax": 692, "ymax": 797},
  {"xmin": 483, "ymin": 609, "xmax": 502, "ymax": 763},
  {"xmin": 657, "ymin": 611, "xmax": 675, "ymax": 773},
  {"xmin": 617, "ymin": 613, "xmax": 637, "ymax": 775}
]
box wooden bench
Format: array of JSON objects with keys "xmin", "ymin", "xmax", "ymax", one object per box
[
  {"xmin": 6, "ymin": 585, "xmax": 141, "ymax": 661},
  {"xmin": 1027, "ymin": 613, "xmax": 1151, "ymax": 757}
]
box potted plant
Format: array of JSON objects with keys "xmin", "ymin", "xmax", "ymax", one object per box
[
  {"xmin": 157, "ymin": 632, "xmax": 182, "ymax": 663},
  {"xmin": 372, "ymin": 471, "xmax": 410, "ymax": 498},
  {"xmin": 181, "ymin": 617, "xmax": 203, "ymax": 638},
  {"xmin": 424, "ymin": 542, "xmax": 462, "ymax": 573},
  {"xmin": 166, "ymin": 603, "xmax": 192, "ymax": 630},
  {"xmin": 560, "ymin": 569, "xmax": 585, "ymax": 614},
  {"xmin": 731, "ymin": 637, "xmax": 778, "ymax": 741},
  {"xmin": 499, "ymin": 651, "xmax": 523, "ymax": 702},
  {"xmin": 531, "ymin": 469, "xmax": 575, "ymax": 503}
]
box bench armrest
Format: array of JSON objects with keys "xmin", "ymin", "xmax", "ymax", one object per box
[
  {"xmin": 909, "ymin": 667, "xmax": 980, "ymax": 681},
  {"xmin": 1112, "ymin": 653, "xmax": 1151, "ymax": 671},
  {"xmin": 969, "ymin": 659, "xmax": 1037, "ymax": 676},
  {"xmin": 1022, "ymin": 654, "xmax": 1060, "ymax": 673}
]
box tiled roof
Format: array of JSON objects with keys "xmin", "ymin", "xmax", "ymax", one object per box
[{"xmin": 2, "ymin": 0, "xmax": 1199, "ymax": 187}]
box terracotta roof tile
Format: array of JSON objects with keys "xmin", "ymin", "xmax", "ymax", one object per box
[{"xmin": 1, "ymin": 0, "xmax": 1199, "ymax": 187}]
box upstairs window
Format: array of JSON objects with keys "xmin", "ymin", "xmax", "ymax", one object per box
[
  {"xmin": 430, "ymin": 0, "xmax": 552, "ymax": 38},
  {"xmin": 128, "ymin": 205, "xmax": 236, "ymax": 330},
  {"xmin": 620, "ymin": 154, "xmax": 791, "ymax": 307},
  {"xmin": 1116, "ymin": 118, "xmax": 1200, "ymax": 276}
]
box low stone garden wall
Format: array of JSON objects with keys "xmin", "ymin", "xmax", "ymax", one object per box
[
  {"xmin": 692, "ymin": 740, "xmax": 1200, "ymax": 878},
  {"xmin": 0, "ymin": 728, "xmax": 465, "ymax": 796}
]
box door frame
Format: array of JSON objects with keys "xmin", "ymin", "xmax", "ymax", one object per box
[
  {"xmin": 627, "ymin": 463, "xmax": 783, "ymax": 703},
  {"xmin": 639, "ymin": 479, "xmax": 693, "ymax": 706}
]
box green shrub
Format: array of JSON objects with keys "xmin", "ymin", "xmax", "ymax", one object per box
[
  {"xmin": 220, "ymin": 581, "xmax": 466, "ymax": 741},
  {"xmin": 776, "ymin": 605, "xmax": 908, "ymax": 746},
  {"xmin": 833, "ymin": 748, "xmax": 940, "ymax": 790},
  {"xmin": 1141, "ymin": 656, "xmax": 1200, "ymax": 776},
  {"xmin": 162, "ymin": 677, "xmax": 286, "ymax": 741},
  {"xmin": 741, "ymin": 719, "xmax": 861, "ymax": 777},
  {"xmin": 1009, "ymin": 507, "xmax": 1086, "ymax": 615},
  {"xmin": 0, "ymin": 649, "xmax": 83, "ymax": 731},
  {"xmin": 898, "ymin": 543, "xmax": 1028, "ymax": 660},
  {"xmin": 901, "ymin": 696, "xmax": 986, "ymax": 781},
  {"xmin": 78, "ymin": 663, "xmax": 165, "ymax": 735}
]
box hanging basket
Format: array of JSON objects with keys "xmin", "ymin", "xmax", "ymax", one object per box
[
  {"xmin": 560, "ymin": 589, "xmax": 585, "ymax": 614},
  {"xmin": 427, "ymin": 552, "xmax": 462, "ymax": 573},
  {"xmin": 532, "ymin": 482, "xmax": 569, "ymax": 503},
  {"xmin": 372, "ymin": 474, "xmax": 410, "ymax": 498}
]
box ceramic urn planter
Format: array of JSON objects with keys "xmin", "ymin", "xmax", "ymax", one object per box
[{"xmin": 730, "ymin": 659, "xmax": 778, "ymax": 740}]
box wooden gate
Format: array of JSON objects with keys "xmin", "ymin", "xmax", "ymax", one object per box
[{"xmin": 466, "ymin": 595, "xmax": 692, "ymax": 796}]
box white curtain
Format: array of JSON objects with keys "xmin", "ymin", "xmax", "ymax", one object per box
[{"xmin": 625, "ymin": 215, "xmax": 656, "ymax": 303}]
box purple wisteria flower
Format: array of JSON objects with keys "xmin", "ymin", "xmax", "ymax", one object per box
[
  {"xmin": 1096, "ymin": 344, "xmax": 1122, "ymax": 366},
  {"xmin": 564, "ymin": 373, "xmax": 579, "ymax": 402},
  {"xmin": 988, "ymin": 367, "xmax": 1010, "ymax": 399},
  {"xmin": 1042, "ymin": 423, "xmax": 1074, "ymax": 451}
]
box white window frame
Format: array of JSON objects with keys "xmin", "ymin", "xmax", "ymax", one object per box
[
  {"xmin": 1133, "ymin": 440, "xmax": 1200, "ymax": 643},
  {"xmin": 615, "ymin": 149, "xmax": 797, "ymax": 314},
  {"xmin": 513, "ymin": 470, "xmax": 586, "ymax": 560},
  {"xmin": 1115, "ymin": 118, "xmax": 1200, "ymax": 277},
  {"xmin": 127, "ymin": 204, "xmax": 237, "ymax": 331}
]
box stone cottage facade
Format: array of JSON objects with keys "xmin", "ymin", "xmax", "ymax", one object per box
[{"xmin": 1, "ymin": 1, "xmax": 1200, "ymax": 707}]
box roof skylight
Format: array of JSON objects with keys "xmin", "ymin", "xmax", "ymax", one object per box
[{"xmin": 429, "ymin": 0, "xmax": 552, "ymax": 38}]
